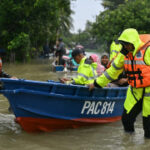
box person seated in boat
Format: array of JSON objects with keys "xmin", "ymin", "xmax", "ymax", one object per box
[
  {"xmin": 89, "ymin": 54, "xmax": 105, "ymax": 76},
  {"xmin": 60, "ymin": 49, "xmax": 98, "ymax": 85},
  {"xmin": 100, "ymin": 53, "xmax": 110, "ymax": 69},
  {"xmin": 65, "ymin": 48, "xmax": 78, "ymax": 66},
  {"xmin": 75, "ymin": 44, "xmax": 86, "ymax": 55}
]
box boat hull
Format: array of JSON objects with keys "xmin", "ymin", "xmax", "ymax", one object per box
[
  {"xmin": 16, "ymin": 116, "xmax": 121, "ymax": 132},
  {"xmin": 0, "ymin": 79, "xmax": 127, "ymax": 132}
]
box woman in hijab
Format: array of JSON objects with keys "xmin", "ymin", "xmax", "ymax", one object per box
[
  {"xmin": 100, "ymin": 53, "xmax": 109, "ymax": 69},
  {"xmin": 89, "ymin": 54, "xmax": 105, "ymax": 76}
]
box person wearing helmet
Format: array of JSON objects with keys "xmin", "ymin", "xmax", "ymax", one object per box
[{"xmin": 88, "ymin": 28, "xmax": 150, "ymax": 138}]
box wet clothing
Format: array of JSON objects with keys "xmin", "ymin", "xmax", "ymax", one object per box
[
  {"xmin": 72, "ymin": 57, "xmax": 97, "ymax": 85},
  {"xmin": 94, "ymin": 28, "xmax": 150, "ymax": 138}
]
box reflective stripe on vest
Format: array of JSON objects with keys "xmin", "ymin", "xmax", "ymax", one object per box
[
  {"xmin": 78, "ymin": 73, "xmax": 97, "ymax": 80},
  {"xmin": 124, "ymin": 42, "xmax": 150, "ymax": 88},
  {"xmin": 91, "ymin": 66, "xmax": 97, "ymax": 79},
  {"xmin": 111, "ymin": 50, "xmax": 119, "ymax": 54},
  {"xmin": 124, "ymin": 60, "xmax": 145, "ymax": 65},
  {"xmin": 144, "ymin": 93, "xmax": 150, "ymax": 97},
  {"xmin": 104, "ymin": 71, "xmax": 114, "ymax": 81},
  {"xmin": 78, "ymin": 73, "xmax": 89, "ymax": 80},
  {"xmin": 78, "ymin": 66, "xmax": 98, "ymax": 81},
  {"xmin": 112, "ymin": 62, "xmax": 123, "ymax": 70}
]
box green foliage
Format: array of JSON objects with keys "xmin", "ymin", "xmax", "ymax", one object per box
[
  {"xmin": 91, "ymin": 0, "xmax": 150, "ymax": 51},
  {"xmin": 8, "ymin": 33, "xmax": 29, "ymax": 50},
  {"xmin": 8, "ymin": 32, "xmax": 30, "ymax": 61},
  {"xmin": 101, "ymin": 0, "xmax": 126, "ymax": 10},
  {"xmin": 63, "ymin": 21, "xmax": 99, "ymax": 50},
  {"xmin": 0, "ymin": 0, "xmax": 73, "ymax": 62}
]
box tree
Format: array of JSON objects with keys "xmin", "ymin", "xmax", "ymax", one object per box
[
  {"xmin": 101, "ymin": 0, "xmax": 126, "ymax": 10},
  {"xmin": 0, "ymin": 0, "xmax": 73, "ymax": 62},
  {"xmin": 91, "ymin": 0, "xmax": 150, "ymax": 52},
  {"xmin": 55, "ymin": 0, "xmax": 73, "ymax": 38}
]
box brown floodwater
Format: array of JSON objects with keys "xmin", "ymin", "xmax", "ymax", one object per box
[{"xmin": 0, "ymin": 58, "xmax": 150, "ymax": 150}]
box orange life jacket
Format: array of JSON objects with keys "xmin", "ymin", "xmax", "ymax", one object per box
[
  {"xmin": 107, "ymin": 34, "xmax": 150, "ymax": 68},
  {"xmin": 124, "ymin": 34, "xmax": 150, "ymax": 88}
]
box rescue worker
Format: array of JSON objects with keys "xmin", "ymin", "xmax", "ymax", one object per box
[
  {"xmin": 88, "ymin": 28, "xmax": 150, "ymax": 138},
  {"xmin": 109, "ymin": 40, "xmax": 128, "ymax": 87},
  {"xmin": 60, "ymin": 49, "xmax": 97, "ymax": 85},
  {"xmin": 110, "ymin": 40, "xmax": 122, "ymax": 61}
]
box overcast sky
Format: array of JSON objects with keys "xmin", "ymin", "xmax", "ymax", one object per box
[{"xmin": 71, "ymin": 0, "xmax": 104, "ymax": 33}]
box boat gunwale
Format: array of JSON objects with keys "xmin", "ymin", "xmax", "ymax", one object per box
[{"xmin": 1, "ymin": 88, "xmax": 126, "ymax": 100}]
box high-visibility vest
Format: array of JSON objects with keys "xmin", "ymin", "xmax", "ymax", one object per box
[
  {"xmin": 124, "ymin": 34, "xmax": 150, "ymax": 88},
  {"xmin": 73, "ymin": 57, "xmax": 98, "ymax": 85}
]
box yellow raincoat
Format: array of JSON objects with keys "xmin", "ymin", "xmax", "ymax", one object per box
[
  {"xmin": 95, "ymin": 28, "xmax": 150, "ymax": 117},
  {"xmin": 73, "ymin": 57, "xmax": 98, "ymax": 85},
  {"xmin": 110, "ymin": 41, "xmax": 122, "ymax": 61}
]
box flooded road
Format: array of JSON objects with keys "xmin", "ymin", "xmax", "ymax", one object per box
[{"xmin": 0, "ymin": 58, "xmax": 150, "ymax": 150}]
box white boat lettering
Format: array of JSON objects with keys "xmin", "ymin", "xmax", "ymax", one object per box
[
  {"xmin": 81, "ymin": 101, "xmax": 115, "ymax": 115},
  {"xmin": 81, "ymin": 101, "xmax": 91, "ymax": 114}
]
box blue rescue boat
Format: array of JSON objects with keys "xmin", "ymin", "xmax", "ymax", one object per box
[
  {"xmin": 52, "ymin": 61, "xmax": 78, "ymax": 72},
  {"xmin": 0, "ymin": 78, "xmax": 127, "ymax": 132}
]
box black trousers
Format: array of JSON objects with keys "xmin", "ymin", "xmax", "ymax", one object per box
[
  {"xmin": 122, "ymin": 98, "xmax": 150, "ymax": 138},
  {"xmin": 58, "ymin": 54, "xmax": 65, "ymax": 65}
]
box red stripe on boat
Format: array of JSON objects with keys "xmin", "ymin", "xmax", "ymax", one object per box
[
  {"xmin": 15, "ymin": 116, "xmax": 121, "ymax": 132},
  {"xmin": 74, "ymin": 116, "xmax": 121, "ymax": 123}
]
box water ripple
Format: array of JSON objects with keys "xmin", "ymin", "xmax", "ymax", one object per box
[{"xmin": 0, "ymin": 113, "xmax": 21, "ymax": 134}]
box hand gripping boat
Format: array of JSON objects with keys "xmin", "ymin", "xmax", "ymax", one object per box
[{"xmin": 0, "ymin": 78, "xmax": 127, "ymax": 132}]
